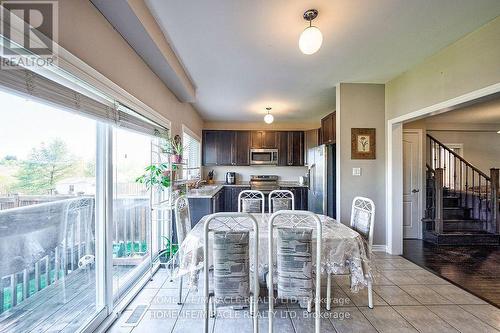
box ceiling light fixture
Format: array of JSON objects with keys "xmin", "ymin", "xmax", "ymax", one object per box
[
  {"xmin": 299, "ymin": 9, "xmax": 323, "ymax": 55},
  {"xmin": 497, "ymin": 130, "xmax": 500, "ymax": 134},
  {"xmin": 264, "ymin": 107, "xmax": 274, "ymax": 124}
]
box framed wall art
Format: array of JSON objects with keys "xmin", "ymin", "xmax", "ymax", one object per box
[{"xmin": 351, "ymin": 128, "xmax": 376, "ymax": 159}]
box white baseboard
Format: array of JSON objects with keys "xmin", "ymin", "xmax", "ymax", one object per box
[{"xmin": 372, "ymin": 245, "xmax": 388, "ymax": 252}]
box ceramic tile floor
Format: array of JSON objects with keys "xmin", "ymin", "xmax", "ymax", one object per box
[{"xmin": 107, "ymin": 253, "xmax": 500, "ymax": 333}]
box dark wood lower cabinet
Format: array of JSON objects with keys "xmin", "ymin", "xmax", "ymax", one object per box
[
  {"xmin": 183, "ymin": 186, "xmax": 306, "ymax": 236},
  {"xmin": 280, "ymin": 186, "xmax": 308, "ymax": 210}
]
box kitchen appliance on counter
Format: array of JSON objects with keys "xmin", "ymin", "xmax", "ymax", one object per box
[
  {"xmin": 225, "ymin": 172, "xmax": 236, "ymax": 185},
  {"xmin": 307, "ymin": 144, "xmax": 336, "ymax": 218},
  {"xmin": 250, "ymin": 148, "xmax": 278, "ymax": 165},
  {"xmin": 249, "ymin": 175, "xmax": 279, "ymax": 193}
]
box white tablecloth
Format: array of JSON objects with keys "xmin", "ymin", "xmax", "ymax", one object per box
[{"xmin": 172, "ymin": 213, "xmax": 372, "ymax": 292}]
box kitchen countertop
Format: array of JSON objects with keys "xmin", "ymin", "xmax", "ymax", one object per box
[{"xmin": 186, "ymin": 181, "xmax": 307, "ymax": 199}]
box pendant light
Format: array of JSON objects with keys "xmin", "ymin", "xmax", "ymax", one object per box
[
  {"xmin": 299, "ymin": 9, "xmax": 323, "ymax": 55},
  {"xmin": 264, "ymin": 107, "xmax": 274, "ymax": 124}
]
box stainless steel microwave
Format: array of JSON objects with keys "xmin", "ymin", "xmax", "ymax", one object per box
[{"xmin": 250, "ymin": 149, "xmax": 278, "ymax": 165}]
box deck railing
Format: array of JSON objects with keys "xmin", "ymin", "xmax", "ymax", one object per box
[{"xmin": 0, "ymin": 195, "xmax": 150, "ymax": 314}]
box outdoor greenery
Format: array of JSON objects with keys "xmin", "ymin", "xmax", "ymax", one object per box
[{"xmin": 14, "ymin": 139, "xmax": 76, "ymax": 194}]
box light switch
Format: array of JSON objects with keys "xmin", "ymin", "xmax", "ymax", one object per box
[{"xmin": 352, "ymin": 167, "xmax": 361, "ymax": 176}]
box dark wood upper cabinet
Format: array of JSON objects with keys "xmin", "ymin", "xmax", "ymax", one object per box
[
  {"xmin": 277, "ymin": 131, "xmax": 289, "ymax": 166},
  {"xmin": 202, "ymin": 130, "xmax": 251, "ymax": 166},
  {"xmin": 202, "ymin": 130, "xmax": 218, "ymax": 166},
  {"xmin": 289, "ymin": 131, "xmax": 304, "ymax": 166},
  {"xmin": 320, "ymin": 112, "xmax": 336, "ymax": 145},
  {"xmin": 251, "ymin": 131, "xmax": 277, "ymax": 149},
  {"xmin": 216, "ymin": 131, "xmax": 234, "ymax": 166},
  {"xmin": 203, "ymin": 130, "xmax": 303, "ymax": 166},
  {"xmin": 277, "ymin": 131, "xmax": 304, "ymax": 166},
  {"xmin": 234, "ymin": 131, "xmax": 251, "ymax": 165}
]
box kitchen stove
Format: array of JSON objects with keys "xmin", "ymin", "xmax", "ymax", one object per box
[{"xmin": 249, "ymin": 175, "xmax": 279, "ymax": 194}]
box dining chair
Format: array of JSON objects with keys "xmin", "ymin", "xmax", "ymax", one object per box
[
  {"xmin": 325, "ymin": 196, "xmax": 375, "ymax": 310},
  {"xmin": 174, "ymin": 195, "xmax": 192, "ymax": 305},
  {"xmin": 203, "ymin": 212, "xmax": 259, "ymax": 333},
  {"xmin": 268, "ymin": 189, "xmax": 295, "ymax": 213},
  {"xmin": 238, "ymin": 190, "xmax": 265, "ymax": 214},
  {"xmin": 268, "ymin": 210, "xmax": 322, "ymax": 333}
]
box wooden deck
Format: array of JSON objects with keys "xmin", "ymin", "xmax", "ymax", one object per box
[{"xmin": 0, "ymin": 266, "xmax": 138, "ymax": 333}]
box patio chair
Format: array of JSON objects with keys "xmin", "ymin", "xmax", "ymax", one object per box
[
  {"xmin": 268, "ymin": 190, "xmax": 295, "ymax": 213},
  {"xmin": 174, "ymin": 195, "xmax": 192, "ymax": 304},
  {"xmin": 238, "ymin": 190, "xmax": 265, "ymax": 214},
  {"xmin": 203, "ymin": 212, "xmax": 259, "ymax": 333},
  {"xmin": 325, "ymin": 196, "xmax": 375, "ymax": 310},
  {"xmin": 268, "ymin": 210, "xmax": 322, "ymax": 333}
]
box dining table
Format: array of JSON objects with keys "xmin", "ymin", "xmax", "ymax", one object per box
[{"xmin": 172, "ymin": 213, "xmax": 373, "ymax": 292}]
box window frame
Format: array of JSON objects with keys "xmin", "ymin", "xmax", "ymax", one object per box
[{"xmin": 182, "ymin": 124, "xmax": 202, "ymax": 180}]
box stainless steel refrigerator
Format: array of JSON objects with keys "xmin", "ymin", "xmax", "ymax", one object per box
[{"xmin": 307, "ymin": 144, "xmax": 336, "ymax": 218}]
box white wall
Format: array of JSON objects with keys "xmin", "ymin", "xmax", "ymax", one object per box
[
  {"xmin": 203, "ymin": 166, "xmax": 308, "ymax": 183},
  {"xmin": 337, "ymin": 83, "xmax": 386, "ymax": 246},
  {"xmin": 57, "ymin": 0, "xmax": 204, "ymax": 137}
]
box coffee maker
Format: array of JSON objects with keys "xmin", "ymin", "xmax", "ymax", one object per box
[{"xmin": 225, "ymin": 172, "xmax": 236, "ymax": 185}]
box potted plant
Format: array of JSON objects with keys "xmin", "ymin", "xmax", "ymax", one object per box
[
  {"xmin": 163, "ymin": 134, "xmax": 183, "ymax": 164},
  {"xmin": 158, "ymin": 236, "xmax": 179, "ymax": 263},
  {"xmin": 135, "ymin": 162, "xmax": 171, "ymax": 191}
]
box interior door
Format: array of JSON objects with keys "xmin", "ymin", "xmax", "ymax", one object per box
[{"xmin": 403, "ymin": 131, "xmax": 422, "ymax": 239}]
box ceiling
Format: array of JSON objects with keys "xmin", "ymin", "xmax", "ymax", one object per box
[
  {"xmin": 425, "ymin": 95, "xmax": 500, "ymax": 125},
  {"xmin": 144, "ymin": 0, "xmax": 500, "ymax": 123}
]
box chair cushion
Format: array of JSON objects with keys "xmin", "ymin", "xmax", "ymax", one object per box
[
  {"xmin": 276, "ymin": 228, "xmax": 313, "ymax": 300},
  {"xmin": 242, "ymin": 198, "xmax": 262, "ymax": 213},
  {"xmin": 272, "ymin": 198, "xmax": 291, "ymax": 213},
  {"xmin": 213, "ymin": 231, "xmax": 250, "ymax": 304}
]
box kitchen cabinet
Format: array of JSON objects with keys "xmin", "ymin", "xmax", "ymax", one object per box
[
  {"xmin": 223, "ymin": 186, "xmax": 250, "ymax": 212},
  {"xmin": 277, "ymin": 131, "xmax": 304, "ymax": 166},
  {"xmin": 280, "ymin": 186, "xmax": 308, "ymax": 210},
  {"xmin": 202, "ymin": 130, "xmax": 251, "ymax": 166},
  {"xmin": 202, "ymin": 130, "xmax": 218, "ymax": 166},
  {"xmin": 251, "ymin": 131, "xmax": 277, "ymax": 149},
  {"xmin": 216, "ymin": 131, "xmax": 233, "ymax": 166},
  {"xmin": 320, "ymin": 112, "xmax": 336, "ymax": 145},
  {"xmin": 234, "ymin": 131, "xmax": 251, "ymax": 165},
  {"xmin": 202, "ymin": 130, "xmax": 304, "ymax": 166}
]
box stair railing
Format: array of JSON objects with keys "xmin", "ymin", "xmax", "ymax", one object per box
[{"xmin": 427, "ymin": 134, "xmax": 499, "ymax": 233}]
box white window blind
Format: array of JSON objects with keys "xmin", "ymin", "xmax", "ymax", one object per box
[
  {"xmin": 0, "ymin": 61, "xmax": 167, "ymax": 136},
  {"xmin": 182, "ymin": 130, "xmax": 201, "ymax": 180}
]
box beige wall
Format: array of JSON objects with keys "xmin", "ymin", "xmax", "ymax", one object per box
[
  {"xmin": 337, "ymin": 83, "xmax": 386, "ymax": 245},
  {"xmin": 386, "ymin": 16, "xmax": 500, "ymax": 120},
  {"xmin": 203, "ymin": 121, "xmax": 320, "ymax": 131},
  {"xmin": 57, "ymin": 0, "xmax": 203, "ymax": 137},
  {"xmin": 203, "ymin": 166, "xmax": 308, "ymax": 183},
  {"xmin": 429, "ymin": 131, "xmax": 500, "ymax": 175}
]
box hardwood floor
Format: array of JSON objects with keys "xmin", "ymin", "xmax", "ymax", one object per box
[{"xmin": 403, "ymin": 239, "xmax": 500, "ymax": 308}]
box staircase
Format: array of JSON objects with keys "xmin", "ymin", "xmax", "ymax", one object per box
[{"xmin": 423, "ymin": 134, "xmax": 500, "ymax": 245}]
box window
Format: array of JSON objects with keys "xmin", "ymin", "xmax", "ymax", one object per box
[
  {"xmin": 182, "ymin": 127, "xmax": 201, "ymax": 180},
  {"xmin": 0, "ymin": 89, "xmax": 101, "ymax": 331},
  {"xmin": 0, "ymin": 66, "xmax": 170, "ymax": 332},
  {"xmin": 112, "ymin": 128, "xmax": 153, "ymax": 301}
]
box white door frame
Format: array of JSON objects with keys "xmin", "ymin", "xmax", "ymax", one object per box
[
  {"xmin": 402, "ymin": 129, "xmax": 423, "ymax": 240},
  {"xmin": 386, "ymin": 82, "xmax": 500, "ymax": 255}
]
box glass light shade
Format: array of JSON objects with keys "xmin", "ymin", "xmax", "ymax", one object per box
[
  {"xmin": 264, "ymin": 113, "xmax": 274, "ymax": 124},
  {"xmin": 299, "ymin": 26, "xmax": 323, "ymax": 55}
]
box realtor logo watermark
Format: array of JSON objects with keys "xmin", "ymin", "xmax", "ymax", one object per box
[{"xmin": 0, "ymin": 0, "xmax": 58, "ymax": 69}]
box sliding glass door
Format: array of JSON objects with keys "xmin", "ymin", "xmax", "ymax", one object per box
[
  {"xmin": 0, "ymin": 90, "xmax": 103, "ymax": 332},
  {"xmin": 112, "ymin": 128, "xmax": 154, "ymax": 302}
]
